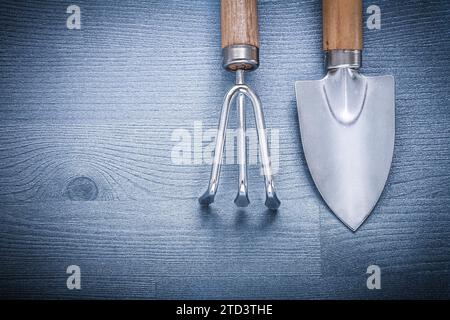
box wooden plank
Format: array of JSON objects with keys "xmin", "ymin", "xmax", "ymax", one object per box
[
  {"xmin": 157, "ymin": 275, "xmax": 323, "ymax": 300},
  {"xmin": 0, "ymin": 200, "xmax": 321, "ymax": 298},
  {"xmin": 0, "ymin": 119, "xmax": 448, "ymax": 203},
  {"xmin": 0, "ymin": 0, "xmax": 448, "ymax": 118},
  {"xmin": 320, "ymin": 199, "xmax": 450, "ymax": 278},
  {"xmin": 317, "ymin": 273, "xmax": 450, "ymax": 299},
  {"xmin": 0, "ymin": 122, "xmax": 313, "ymax": 201},
  {"xmin": 0, "ymin": 272, "xmax": 157, "ymax": 299}
]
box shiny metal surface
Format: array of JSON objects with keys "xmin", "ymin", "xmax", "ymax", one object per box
[
  {"xmin": 199, "ymin": 69, "xmax": 280, "ymax": 210},
  {"xmin": 323, "ymin": 68, "xmax": 367, "ymax": 125},
  {"xmin": 295, "ymin": 71, "xmax": 395, "ymax": 231},
  {"xmin": 325, "ymin": 50, "xmax": 362, "ymax": 70},
  {"xmin": 234, "ymin": 70, "xmax": 250, "ymax": 207},
  {"xmin": 222, "ymin": 45, "xmax": 259, "ymax": 71}
]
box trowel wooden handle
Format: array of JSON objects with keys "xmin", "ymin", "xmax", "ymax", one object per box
[
  {"xmin": 323, "ymin": 0, "xmax": 363, "ymax": 51},
  {"xmin": 221, "ymin": 0, "xmax": 259, "ymax": 49}
]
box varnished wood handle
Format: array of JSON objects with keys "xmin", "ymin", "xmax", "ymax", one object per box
[
  {"xmin": 221, "ymin": 0, "xmax": 259, "ymax": 49},
  {"xmin": 323, "ymin": 0, "xmax": 363, "ymax": 51}
]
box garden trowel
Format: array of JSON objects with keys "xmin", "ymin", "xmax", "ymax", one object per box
[{"xmin": 295, "ymin": 0, "xmax": 395, "ymax": 231}]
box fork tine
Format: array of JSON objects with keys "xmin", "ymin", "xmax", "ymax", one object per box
[
  {"xmin": 234, "ymin": 91, "xmax": 250, "ymax": 207},
  {"xmin": 243, "ymin": 86, "xmax": 281, "ymax": 210},
  {"xmin": 199, "ymin": 85, "xmax": 238, "ymax": 206}
]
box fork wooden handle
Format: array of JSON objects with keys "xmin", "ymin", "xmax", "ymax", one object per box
[
  {"xmin": 323, "ymin": 0, "xmax": 363, "ymax": 51},
  {"xmin": 221, "ymin": 0, "xmax": 259, "ymax": 49}
]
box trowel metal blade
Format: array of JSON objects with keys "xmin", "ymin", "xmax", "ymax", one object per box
[{"xmin": 295, "ymin": 70, "xmax": 395, "ymax": 231}]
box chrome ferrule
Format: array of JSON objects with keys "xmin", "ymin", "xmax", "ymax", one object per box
[
  {"xmin": 222, "ymin": 44, "xmax": 259, "ymax": 72},
  {"xmin": 325, "ymin": 50, "xmax": 362, "ymax": 70}
]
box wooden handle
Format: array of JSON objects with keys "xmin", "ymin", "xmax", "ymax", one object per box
[
  {"xmin": 221, "ymin": 0, "xmax": 259, "ymax": 49},
  {"xmin": 323, "ymin": 0, "xmax": 363, "ymax": 51}
]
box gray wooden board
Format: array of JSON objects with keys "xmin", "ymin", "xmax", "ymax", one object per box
[
  {"xmin": 0, "ymin": 0, "xmax": 449, "ymax": 299},
  {"xmin": 320, "ymin": 199, "xmax": 450, "ymax": 275},
  {"xmin": 0, "ymin": 200, "xmax": 320, "ymax": 299}
]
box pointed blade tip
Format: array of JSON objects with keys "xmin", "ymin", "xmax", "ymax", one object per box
[{"xmin": 328, "ymin": 204, "xmax": 372, "ymax": 232}]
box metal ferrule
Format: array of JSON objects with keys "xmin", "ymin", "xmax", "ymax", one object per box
[
  {"xmin": 325, "ymin": 50, "xmax": 362, "ymax": 70},
  {"xmin": 222, "ymin": 45, "xmax": 259, "ymax": 72}
]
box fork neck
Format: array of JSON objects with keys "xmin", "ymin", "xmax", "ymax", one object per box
[
  {"xmin": 235, "ymin": 69, "xmax": 245, "ymax": 85},
  {"xmin": 325, "ymin": 50, "xmax": 361, "ymax": 70}
]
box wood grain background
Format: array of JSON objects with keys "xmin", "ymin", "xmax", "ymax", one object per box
[{"xmin": 0, "ymin": 0, "xmax": 449, "ymax": 299}]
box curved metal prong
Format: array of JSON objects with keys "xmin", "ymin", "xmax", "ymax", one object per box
[
  {"xmin": 199, "ymin": 84, "xmax": 237, "ymax": 206},
  {"xmin": 234, "ymin": 71, "xmax": 250, "ymax": 207},
  {"xmin": 242, "ymin": 86, "xmax": 280, "ymax": 210},
  {"xmin": 234, "ymin": 92, "xmax": 250, "ymax": 207}
]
